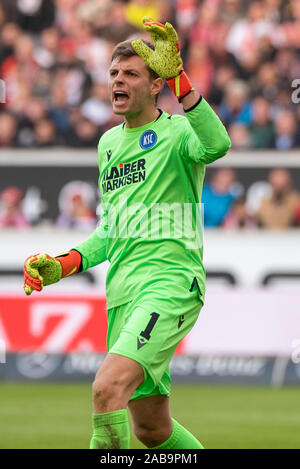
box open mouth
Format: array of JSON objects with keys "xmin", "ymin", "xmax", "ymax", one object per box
[{"xmin": 113, "ymin": 91, "xmax": 130, "ymax": 104}]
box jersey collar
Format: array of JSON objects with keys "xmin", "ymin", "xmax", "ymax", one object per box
[{"xmin": 122, "ymin": 109, "xmax": 167, "ymax": 134}]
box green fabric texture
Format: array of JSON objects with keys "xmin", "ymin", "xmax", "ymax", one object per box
[
  {"xmin": 25, "ymin": 254, "xmax": 62, "ymax": 295},
  {"xmin": 151, "ymin": 418, "xmax": 204, "ymax": 449},
  {"xmin": 90, "ymin": 409, "xmax": 130, "ymax": 449},
  {"xmin": 131, "ymin": 17, "xmax": 182, "ymax": 79},
  {"xmin": 106, "ymin": 288, "xmax": 202, "ymax": 401},
  {"xmin": 182, "ymin": 98, "xmax": 231, "ymax": 164},
  {"xmin": 75, "ymin": 99, "xmax": 230, "ymax": 309}
]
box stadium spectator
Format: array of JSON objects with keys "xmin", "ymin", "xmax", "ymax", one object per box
[
  {"xmin": 220, "ymin": 0, "xmax": 242, "ymax": 26},
  {"xmin": 17, "ymin": 96, "xmax": 48, "ymax": 147},
  {"xmin": 190, "ymin": 0, "xmax": 227, "ymax": 51},
  {"xmin": 209, "ymin": 64, "xmax": 236, "ymax": 106},
  {"xmin": 202, "ymin": 168, "xmax": 242, "ymax": 227},
  {"xmin": 236, "ymin": 45, "xmax": 262, "ymax": 86},
  {"xmin": 49, "ymin": 64, "xmax": 91, "ymax": 108},
  {"xmin": 264, "ymin": 0, "xmax": 283, "ymax": 24},
  {"xmin": 32, "ymin": 68, "xmax": 52, "ymax": 99},
  {"xmin": 49, "ymin": 85, "xmax": 71, "ymax": 133},
  {"xmin": 0, "ymin": 22, "xmax": 21, "ymax": 64},
  {"xmin": 185, "ymin": 41, "xmax": 214, "ymax": 98},
  {"xmin": 2, "ymin": 33, "xmax": 39, "ymax": 84},
  {"xmin": 274, "ymin": 47, "xmax": 300, "ymax": 84},
  {"xmin": 13, "ymin": 0, "xmax": 55, "ymax": 33},
  {"xmin": 175, "ymin": 0, "xmax": 198, "ymax": 35},
  {"xmin": 95, "ymin": 0, "xmax": 139, "ymax": 43},
  {"xmin": 34, "ymin": 27, "xmax": 61, "ymax": 68},
  {"xmin": 33, "ymin": 118, "xmax": 60, "ymax": 147},
  {"xmin": 0, "ymin": 112, "xmax": 18, "ymax": 147},
  {"xmin": 0, "ymin": 186, "xmax": 29, "ymax": 228},
  {"xmin": 226, "ymin": 1, "xmax": 274, "ymax": 62},
  {"xmin": 0, "ymin": 0, "xmax": 299, "ymax": 150},
  {"xmin": 64, "ymin": 115, "xmax": 101, "ymax": 147},
  {"xmin": 80, "ymin": 81, "xmax": 113, "ymax": 127},
  {"xmin": 282, "ymin": 0, "xmax": 300, "ymax": 47},
  {"xmin": 257, "ymin": 168, "xmax": 300, "ymax": 228},
  {"xmin": 228, "ymin": 123, "xmax": 251, "ymax": 149},
  {"xmin": 0, "ymin": 1, "xmax": 4, "ymax": 27},
  {"xmin": 254, "ymin": 61, "xmax": 280, "ymax": 102},
  {"xmin": 76, "ymin": 0, "xmax": 112, "ymax": 30},
  {"xmin": 218, "ymin": 80, "xmax": 252, "ymax": 127},
  {"xmin": 274, "ymin": 110, "xmax": 300, "ymax": 149},
  {"xmin": 56, "ymin": 181, "xmax": 97, "ymax": 230},
  {"xmin": 55, "ymin": 0, "xmax": 84, "ymax": 37},
  {"xmin": 223, "ymin": 197, "xmax": 257, "ymax": 229},
  {"xmin": 249, "ymin": 97, "xmax": 275, "ymax": 148}
]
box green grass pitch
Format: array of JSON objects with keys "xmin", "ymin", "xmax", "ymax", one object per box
[{"xmin": 0, "ymin": 383, "xmax": 299, "ymax": 449}]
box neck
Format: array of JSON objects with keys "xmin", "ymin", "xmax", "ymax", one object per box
[{"xmin": 124, "ymin": 107, "xmax": 159, "ymax": 129}]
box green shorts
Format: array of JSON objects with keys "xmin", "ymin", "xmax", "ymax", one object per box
[{"xmin": 106, "ymin": 279, "xmax": 203, "ymax": 401}]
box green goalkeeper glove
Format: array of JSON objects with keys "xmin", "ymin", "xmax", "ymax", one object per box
[
  {"xmin": 131, "ymin": 17, "xmax": 194, "ymax": 101},
  {"xmin": 24, "ymin": 250, "xmax": 82, "ymax": 296}
]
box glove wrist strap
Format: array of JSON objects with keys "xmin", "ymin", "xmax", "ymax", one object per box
[
  {"xmin": 166, "ymin": 69, "xmax": 194, "ymax": 101},
  {"xmin": 55, "ymin": 250, "xmax": 82, "ymax": 278}
]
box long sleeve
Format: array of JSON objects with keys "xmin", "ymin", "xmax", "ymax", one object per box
[
  {"xmin": 74, "ymin": 208, "xmax": 108, "ymax": 271},
  {"xmin": 180, "ymin": 97, "xmax": 231, "ymax": 165}
]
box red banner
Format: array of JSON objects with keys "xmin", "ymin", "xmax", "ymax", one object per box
[
  {"xmin": 0, "ymin": 295, "xmax": 108, "ymax": 353},
  {"xmin": 0, "ymin": 295, "xmax": 184, "ymax": 354}
]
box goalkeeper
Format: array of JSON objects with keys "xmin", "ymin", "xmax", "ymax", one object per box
[{"xmin": 24, "ymin": 18, "xmax": 231, "ymax": 449}]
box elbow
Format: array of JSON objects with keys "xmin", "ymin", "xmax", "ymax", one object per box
[
  {"xmin": 212, "ymin": 134, "xmax": 231, "ymax": 159},
  {"xmin": 220, "ymin": 135, "xmax": 231, "ymax": 157},
  {"xmin": 203, "ymin": 135, "xmax": 231, "ymax": 164}
]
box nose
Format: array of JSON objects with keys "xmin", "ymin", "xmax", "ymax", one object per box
[{"xmin": 113, "ymin": 70, "xmax": 125, "ymax": 85}]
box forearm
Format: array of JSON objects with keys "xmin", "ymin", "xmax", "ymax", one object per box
[
  {"xmin": 183, "ymin": 96, "xmax": 231, "ymax": 164},
  {"xmin": 130, "ymin": 17, "xmax": 231, "ymax": 163},
  {"xmin": 74, "ymin": 226, "xmax": 108, "ymax": 272},
  {"xmin": 181, "ymin": 90, "xmax": 201, "ymax": 111}
]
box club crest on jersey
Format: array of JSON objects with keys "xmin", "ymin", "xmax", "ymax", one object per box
[{"xmin": 140, "ymin": 130, "xmax": 157, "ymax": 149}]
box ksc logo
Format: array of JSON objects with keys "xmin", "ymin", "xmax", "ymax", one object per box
[{"xmin": 140, "ymin": 130, "xmax": 157, "ymax": 149}]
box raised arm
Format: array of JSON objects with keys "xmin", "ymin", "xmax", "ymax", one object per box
[
  {"xmin": 132, "ymin": 17, "xmax": 231, "ymax": 164},
  {"xmin": 181, "ymin": 94, "xmax": 231, "ymax": 164}
]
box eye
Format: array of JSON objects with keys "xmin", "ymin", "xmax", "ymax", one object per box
[{"xmin": 110, "ymin": 70, "xmax": 117, "ymax": 77}]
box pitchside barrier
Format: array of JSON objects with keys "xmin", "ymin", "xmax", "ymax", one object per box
[
  {"xmin": 0, "ymin": 149, "xmax": 300, "ymax": 222},
  {"xmin": 0, "ymin": 150, "xmax": 300, "ymax": 385},
  {"xmin": 0, "ymin": 353, "xmax": 300, "ymax": 387}
]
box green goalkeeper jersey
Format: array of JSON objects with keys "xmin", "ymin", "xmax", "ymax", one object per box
[{"xmin": 75, "ymin": 98, "xmax": 231, "ymax": 309}]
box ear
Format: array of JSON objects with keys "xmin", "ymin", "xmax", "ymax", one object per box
[{"xmin": 150, "ymin": 77, "xmax": 164, "ymax": 99}]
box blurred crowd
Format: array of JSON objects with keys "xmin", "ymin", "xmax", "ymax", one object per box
[
  {"xmin": 0, "ymin": 0, "xmax": 299, "ymax": 149},
  {"xmin": 0, "ymin": 180, "xmax": 99, "ymax": 228},
  {"xmin": 202, "ymin": 166, "xmax": 300, "ymax": 228},
  {"xmin": 1, "ymin": 167, "xmax": 300, "ymax": 229}
]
